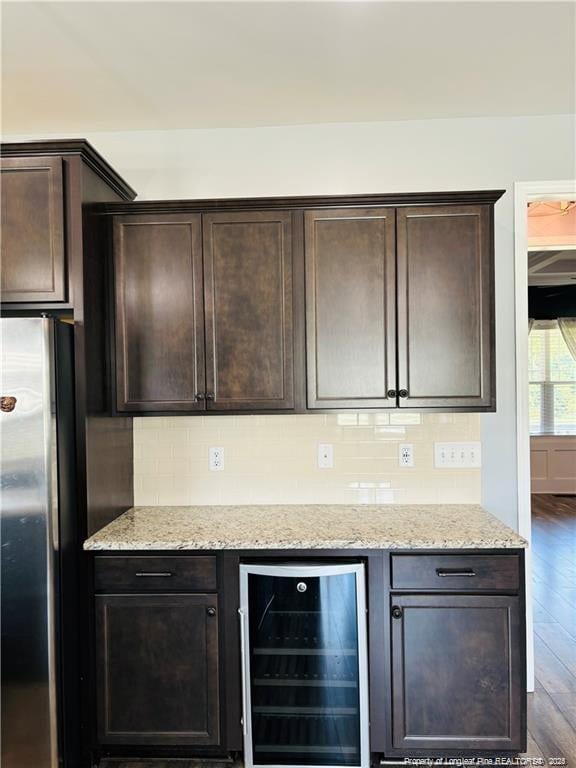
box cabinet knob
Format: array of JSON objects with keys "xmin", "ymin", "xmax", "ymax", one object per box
[
  {"xmin": 386, "ymin": 389, "xmax": 397, "ymax": 398},
  {"xmin": 207, "ymin": 606, "xmax": 217, "ymax": 617},
  {"xmin": 206, "ymin": 393, "xmax": 215, "ymax": 402},
  {"xmin": 195, "ymin": 393, "xmax": 206, "ymax": 401},
  {"xmin": 391, "ymin": 605, "xmax": 403, "ymax": 619},
  {"xmin": 398, "ymin": 389, "xmax": 408, "ymax": 398}
]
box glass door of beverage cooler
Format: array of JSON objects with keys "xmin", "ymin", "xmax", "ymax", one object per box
[{"xmin": 239, "ymin": 564, "xmax": 369, "ymax": 768}]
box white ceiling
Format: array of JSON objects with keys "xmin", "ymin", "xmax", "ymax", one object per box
[
  {"xmin": 529, "ymin": 249, "xmax": 576, "ymax": 286},
  {"xmin": 2, "ymin": 1, "xmax": 575, "ymax": 133}
]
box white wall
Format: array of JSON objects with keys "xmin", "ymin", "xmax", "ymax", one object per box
[{"xmin": 10, "ymin": 113, "xmax": 574, "ymax": 528}]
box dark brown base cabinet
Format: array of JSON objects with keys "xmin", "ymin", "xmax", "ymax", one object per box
[
  {"xmin": 91, "ymin": 550, "xmax": 526, "ymax": 764},
  {"xmin": 390, "ymin": 594, "xmax": 523, "ymax": 752},
  {"xmin": 94, "ymin": 555, "xmax": 222, "ymax": 749},
  {"xmin": 387, "ymin": 552, "xmax": 525, "ymax": 756},
  {"xmin": 96, "ymin": 593, "xmax": 220, "ymax": 746}
]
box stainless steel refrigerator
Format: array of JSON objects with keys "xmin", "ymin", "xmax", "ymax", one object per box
[{"xmin": 1, "ymin": 317, "xmax": 79, "ymax": 768}]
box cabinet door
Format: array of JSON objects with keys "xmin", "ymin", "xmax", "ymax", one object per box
[
  {"xmin": 114, "ymin": 214, "xmax": 205, "ymax": 411},
  {"xmin": 397, "ymin": 205, "xmax": 494, "ymax": 409},
  {"xmin": 203, "ymin": 211, "xmax": 294, "ymax": 410},
  {"xmin": 96, "ymin": 594, "xmax": 220, "ymax": 745},
  {"xmin": 390, "ymin": 594, "xmax": 523, "ymax": 751},
  {"xmin": 1, "ymin": 156, "xmax": 65, "ymax": 302},
  {"xmin": 304, "ymin": 208, "xmax": 396, "ymax": 409}
]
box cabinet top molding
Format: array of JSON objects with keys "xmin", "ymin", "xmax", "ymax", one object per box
[
  {"xmin": 0, "ymin": 139, "xmax": 137, "ymax": 202},
  {"xmin": 94, "ymin": 188, "xmax": 505, "ymax": 215}
]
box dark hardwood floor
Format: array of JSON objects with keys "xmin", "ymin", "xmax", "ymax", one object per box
[{"xmin": 527, "ymin": 494, "xmax": 576, "ymax": 765}]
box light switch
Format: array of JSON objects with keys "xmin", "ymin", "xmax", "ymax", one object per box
[{"xmin": 434, "ymin": 442, "xmax": 482, "ymax": 468}]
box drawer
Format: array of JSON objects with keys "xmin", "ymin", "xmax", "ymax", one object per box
[
  {"xmin": 95, "ymin": 556, "xmax": 217, "ymax": 592},
  {"xmin": 391, "ymin": 554, "xmax": 520, "ymax": 592}
]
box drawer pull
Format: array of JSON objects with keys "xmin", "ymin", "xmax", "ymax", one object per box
[
  {"xmin": 135, "ymin": 571, "xmax": 174, "ymax": 578},
  {"xmin": 436, "ymin": 568, "xmax": 476, "ymax": 578}
]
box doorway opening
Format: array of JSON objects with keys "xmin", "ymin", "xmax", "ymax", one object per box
[{"xmin": 514, "ymin": 182, "xmax": 576, "ymax": 748}]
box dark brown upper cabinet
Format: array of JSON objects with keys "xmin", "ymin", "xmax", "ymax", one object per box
[
  {"xmin": 96, "ymin": 593, "xmax": 220, "ymax": 746},
  {"xmin": 106, "ymin": 191, "xmax": 502, "ymax": 414},
  {"xmin": 203, "ymin": 211, "xmax": 294, "ymax": 410},
  {"xmin": 304, "ymin": 208, "xmax": 397, "ymax": 409},
  {"xmin": 113, "ymin": 213, "xmax": 205, "ymax": 412},
  {"xmin": 396, "ymin": 205, "xmax": 494, "ymax": 409},
  {"xmin": 1, "ymin": 156, "xmax": 66, "ymax": 302},
  {"xmin": 390, "ymin": 593, "xmax": 522, "ymax": 752},
  {"xmin": 114, "ymin": 211, "xmax": 295, "ymax": 412},
  {"xmin": 0, "ymin": 141, "xmax": 136, "ymax": 310}
]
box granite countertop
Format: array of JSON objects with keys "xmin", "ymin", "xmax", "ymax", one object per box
[{"xmin": 83, "ymin": 504, "xmax": 527, "ymax": 551}]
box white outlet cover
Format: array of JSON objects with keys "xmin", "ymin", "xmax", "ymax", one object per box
[
  {"xmin": 318, "ymin": 443, "xmax": 334, "ymax": 469},
  {"xmin": 399, "ymin": 443, "xmax": 414, "ymax": 467},
  {"xmin": 209, "ymin": 446, "xmax": 224, "ymax": 471}
]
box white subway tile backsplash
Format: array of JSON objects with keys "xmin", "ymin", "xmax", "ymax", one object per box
[{"xmin": 133, "ymin": 413, "xmax": 481, "ymax": 506}]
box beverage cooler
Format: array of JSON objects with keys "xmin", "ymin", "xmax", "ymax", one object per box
[{"xmin": 239, "ymin": 564, "xmax": 369, "ymax": 768}]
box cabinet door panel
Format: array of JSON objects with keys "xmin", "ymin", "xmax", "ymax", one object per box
[
  {"xmin": 391, "ymin": 594, "xmax": 523, "ymax": 751},
  {"xmin": 305, "ymin": 209, "xmax": 397, "ymax": 409},
  {"xmin": 114, "ymin": 214, "xmax": 205, "ymax": 411},
  {"xmin": 397, "ymin": 205, "xmax": 494, "ymax": 409},
  {"xmin": 203, "ymin": 211, "xmax": 294, "ymax": 410},
  {"xmin": 1, "ymin": 156, "xmax": 65, "ymax": 302},
  {"xmin": 96, "ymin": 594, "xmax": 220, "ymax": 745}
]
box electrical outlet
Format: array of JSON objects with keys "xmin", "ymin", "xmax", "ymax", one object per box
[
  {"xmin": 434, "ymin": 442, "xmax": 481, "ymax": 468},
  {"xmin": 209, "ymin": 447, "xmax": 224, "ymax": 471},
  {"xmin": 318, "ymin": 443, "xmax": 334, "ymax": 469},
  {"xmin": 399, "ymin": 443, "xmax": 414, "ymax": 467}
]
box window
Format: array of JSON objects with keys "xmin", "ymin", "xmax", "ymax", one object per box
[{"xmin": 529, "ymin": 320, "xmax": 576, "ymax": 435}]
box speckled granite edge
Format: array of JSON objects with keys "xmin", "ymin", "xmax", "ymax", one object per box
[{"xmin": 83, "ymin": 504, "xmax": 527, "ymax": 551}]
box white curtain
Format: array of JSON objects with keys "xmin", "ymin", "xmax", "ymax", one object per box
[{"xmin": 558, "ymin": 318, "xmax": 576, "ymax": 362}]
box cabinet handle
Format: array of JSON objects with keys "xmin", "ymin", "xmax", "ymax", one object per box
[
  {"xmin": 391, "ymin": 605, "xmax": 403, "ymax": 619},
  {"xmin": 387, "ymin": 389, "xmax": 397, "ymax": 398},
  {"xmin": 195, "ymin": 393, "xmax": 206, "ymax": 401},
  {"xmin": 436, "ymin": 568, "xmax": 477, "ymax": 578},
  {"xmin": 207, "ymin": 606, "xmax": 217, "ymax": 617},
  {"xmin": 398, "ymin": 389, "xmax": 408, "ymax": 398},
  {"xmin": 238, "ymin": 608, "xmax": 249, "ymax": 736},
  {"xmin": 135, "ymin": 571, "xmax": 173, "ymax": 578},
  {"xmin": 206, "ymin": 393, "xmax": 215, "ymax": 401}
]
